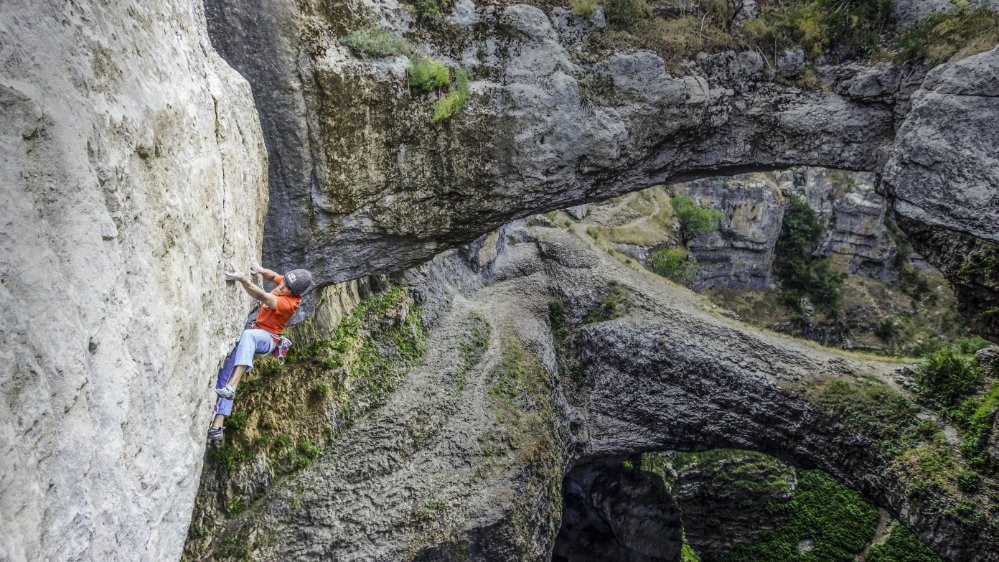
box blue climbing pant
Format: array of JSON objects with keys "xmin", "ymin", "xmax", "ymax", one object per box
[{"xmin": 214, "ymin": 329, "xmax": 275, "ymax": 416}]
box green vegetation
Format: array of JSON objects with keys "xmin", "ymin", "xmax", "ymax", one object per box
[
  {"xmin": 571, "ymin": 0, "xmax": 598, "ymax": 17},
  {"xmin": 681, "ymin": 533, "xmax": 702, "ymax": 562},
  {"xmin": 583, "ymin": 280, "xmax": 633, "ymax": 323},
  {"xmin": 432, "ymin": 67, "xmax": 470, "ymax": 123},
  {"xmin": 212, "ymin": 443, "xmax": 251, "ymax": 472},
  {"xmin": 671, "ymin": 194, "xmax": 724, "ymax": 243},
  {"xmin": 589, "ymin": 0, "xmax": 992, "ymax": 75},
  {"xmin": 408, "ymin": 58, "xmax": 450, "ymax": 93},
  {"xmin": 952, "ymin": 381, "xmax": 999, "ymax": 471},
  {"xmin": 204, "ymin": 283, "xmax": 427, "ymax": 535},
  {"xmin": 590, "ymin": 0, "xmax": 901, "ymax": 72},
  {"xmin": 722, "ymin": 470, "xmax": 879, "ymax": 562},
  {"xmin": 649, "ymin": 247, "xmax": 699, "ymax": 287},
  {"xmin": 811, "ymin": 378, "xmax": 919, "ymax": 443},
  {"xmin": 227, "ymin": 497, "xmax": 248, "ymax": 517},
  {"xmin": 896, "ymin": 3, "xmax": 999, "ymax": 66},
  {"xmin": 604, "ymin": 0, "xmax": 649, "ymax": 27},
  {"xmin": 774, "ymin": 194, "xmax": 844, "ymax": 314},
  {"xmin": 340, "ymin": 29, "xmax": 407, "ymax": 58},
  {"xmin": 312, "ymin": 382, "xmax": 331, "ymax": 400},
  {"xmin": 750, "ymin": 0, "xmax": 894, "ymax": 60},
  {"xmin": 297, "ymin": 439, "xmax": 320, "ymax": 460},
  {"xmin": 867, "ymin": 524, "xmax": 943, "ymax": 562},
  {"xmin": 412, "ymin": 0, "xmax": 452, "ymax": 22},
  {"xmin": 673, "ymin": 449, "xmax": 794, "ymax": 496},
  {"xmin": 883, "ymin": 212, "xmax": 935, "ymax": 306},
  {"xmin": 915, "ymin": 347, "xmax": 981, "ymax": 409},
  {"xmin": 226, "ymin": 410, "xmax": 248, "ymax": 433},
  {"xmin": 548, "ymin": 300, "xmax": 570, "ymax": 344}
]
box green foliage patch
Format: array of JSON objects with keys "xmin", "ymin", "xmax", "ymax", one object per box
[
  {"xmin": 341, "ymin": 29, "xmax": 407, "ymax": 58},
  {"xmin": 649, "ymin": 247, "xmax": 700, "ymax": 287},
  {"xmin": 896, "ymin": 3, "xmax": 999, "ymax": 66},
  {"xmin": 867, "ymin": 523, "xmax": 942, "ymax": 562},
  {"xmin": 671, "ymin": 194, "xmax": 724, "ymax": 243},
  {"xmin": 915, "ymin": 347, "xmax": 982, "ymax": 409},
  {"xmin": 212, "ymin": 443, "xmax": 251, "ymax": 472},
  {"xmin": 412, "ymin": 0, "xmax": 453, "ymax": 22},
  {"xmin": 722, "ymin": 470, "xmax": 879, "ymax": 562},
  {"xmin": 774, "ymin": 194, "xmax": 845, "ymax": 314},
  {"xmin": 754, "ymin": 0, "xmax": 895, "ymax": 60},
  {"xmin": 312, "ymin": 382, "xmax": 331, "ymax": 400},
  {"xmin": 583, "ymin": 281, "xmax": 633, "ymax": 324},
  {"xmin": 432, "ymin": 67, "xmax": 470, "ymax": 123},
  {"xmin": 571, "ymin": 0, "xmax": 598, "ymax": 17},
  {"xmin": 951, "ymin": 381, "xmax": 999, "ymax": 471},
  {"xmin": 811, "ymin": 378, "xmax": 919, "ymax": 443},
  {"xmin": 605, "ymin": 0, "xmax": 649, "ymax": 27},
  {"xmin": 408, "ymin": 58, "xmax": 450, "ymax": 93}
]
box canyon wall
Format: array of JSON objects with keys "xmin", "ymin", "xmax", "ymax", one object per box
[{"xmin": 0, "ymin": 1, "xmax": 267, "ymax": 560}]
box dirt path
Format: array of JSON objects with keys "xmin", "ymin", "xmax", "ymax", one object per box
[{"xmin": 858, "ymin": 509, "xmax": 894, "ymax": 561}]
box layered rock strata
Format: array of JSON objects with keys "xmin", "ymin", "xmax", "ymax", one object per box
[
  {"xmin": 678, "ymin": 167, "xmax": 898, "ymax": 290},
  {"xmin": 0, "ymin": 2, "xmax": 267, "ymax": 560}
]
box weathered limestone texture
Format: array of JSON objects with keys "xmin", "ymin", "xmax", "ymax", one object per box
[
  {"xmin": 0, "ymin": 1, "xmax": 267, "ymax": 561},
  {"xmin": 882, "ymin": 47, "xmax": 999, "ymax": 335},
  {"xmin": 678, "ymin": 175, "xmax": 785, "ymax": 290}
]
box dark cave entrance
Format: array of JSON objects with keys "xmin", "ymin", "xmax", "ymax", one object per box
[{"xmin": 551, "ymin": 457, "xmax": 684, "ymax": 562}]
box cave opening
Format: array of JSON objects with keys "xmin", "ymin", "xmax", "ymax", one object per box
[{"xmin": 550, "ymin": 449, "xmax": 938, "ymax": 562}]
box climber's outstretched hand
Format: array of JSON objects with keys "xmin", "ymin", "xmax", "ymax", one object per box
[{"xmin": 224, "ymin": 263, "xmax": 245, "ymax": 282}]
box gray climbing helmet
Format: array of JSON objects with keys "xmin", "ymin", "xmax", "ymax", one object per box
[{"xmin": 284, "ymin": 269, "xmax": 313, "ymax": 296}]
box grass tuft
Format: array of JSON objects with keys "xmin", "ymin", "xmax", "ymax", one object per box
[{"xmin": 341, "ymin": 29, "xmax": 407, "ymax": 58}]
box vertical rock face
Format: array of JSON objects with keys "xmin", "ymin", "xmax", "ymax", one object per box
[
  {"xmin": 659, "ymin": 167, "xmax": 897, "ymax": 291},
  {"xmin": 677, "ymin": 175, "xmax": 785, "ymax": 290},
  {"xmin": 0, "ymin": 2, "xmax": 267, "ymax": 561},
  {"xmin": 784, "ymin": 169, "xmax": 897, "ymax": 281},
  {"xmin": 882, "ymin": 48, "xmax": 999, "ymax": 335}
]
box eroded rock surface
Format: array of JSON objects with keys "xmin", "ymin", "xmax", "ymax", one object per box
[
  {"xmin": 204, "ymin": 0, "xmax": 996, "ymax": 335},
  {"xmin": 0, "ymin": 2, "xmax": 267, "ymax": 560},
  {"xmin": 193, "ymin": 223, "xmax": 998, "ymax": 561},
  {"xmin": 882, "ymin": 48, "xmax": 999, "ymax": 335},
  {"xmin": 204, "ymin": 0, "xmax": 900, "ymax": 284}
]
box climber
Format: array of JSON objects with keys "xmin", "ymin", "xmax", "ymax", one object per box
[{"xmin": 207, "ymin": 262, "xmax": 313, "ymax": 441}]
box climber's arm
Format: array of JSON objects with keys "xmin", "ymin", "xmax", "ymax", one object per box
[
  {"xmin": 249, "ymin": 261, "xmax": 280, "ymax": 282},
  {"xmin": 225, "ymin": 267, "xmax": 279, "ymax": 309}
]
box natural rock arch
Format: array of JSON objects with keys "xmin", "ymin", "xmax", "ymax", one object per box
[
  {"xmin": 195, "ymin": 223, "xmax": 997, "ymax": 561},
  {"xmin": 203, "ymin": 0, "xmax": 997, "ymax": 333}
]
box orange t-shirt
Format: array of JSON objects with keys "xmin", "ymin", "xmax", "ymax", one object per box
[{"xmin": 253, "ymin": 275, "xmax": 302, "ymax": 336}]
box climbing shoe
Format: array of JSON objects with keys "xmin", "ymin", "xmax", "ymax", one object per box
[
  {"xmin": 207, "ymin": 427, "xmax": 224, "ymax": 441},
  {"xmin": 215, "ymin": 385, "xmax": 236, "ymax": 400}
]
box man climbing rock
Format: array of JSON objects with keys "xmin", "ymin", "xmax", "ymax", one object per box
[{"xmin": 207, "ymin": 262, "xmax": 313, "ymax": 441}]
